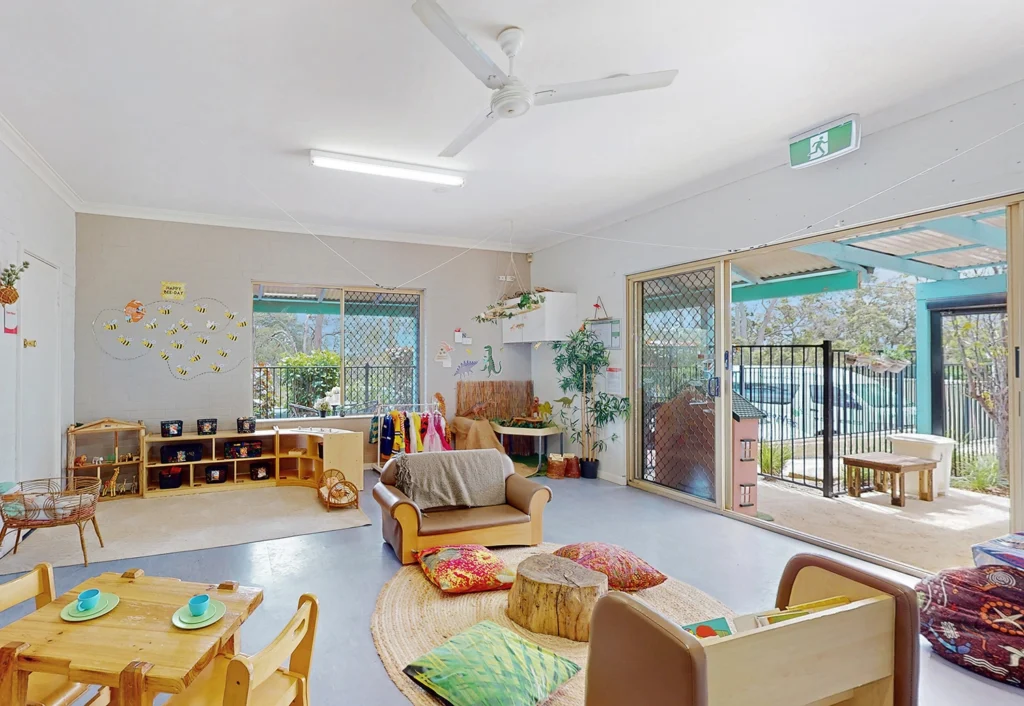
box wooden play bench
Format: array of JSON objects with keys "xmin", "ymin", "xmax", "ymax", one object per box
[{"xmin": 843, "ymin": 452, "xmax": 936, "ymax": 507}]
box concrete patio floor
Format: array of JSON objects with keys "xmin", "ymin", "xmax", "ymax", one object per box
[{"xmin": 757, "ymin": 477, "xmax": 1010, "ymax": 572}]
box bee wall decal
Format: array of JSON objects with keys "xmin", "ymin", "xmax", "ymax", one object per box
[
  {"xmin": 217, "ymin": 349, "xmax": 230, "ymax": 358},
  {"xmin": 117, "ymin": 335, "xmax": 132, "ymax": 346},
  {"xmin": 236, "ymin": 320, "xmax": 248, "ymax": 328},
  {"xmin": 209, "ymin": 363, "xmax": 222, "ymax": 373},
  {"xmin": 189, "ymin": 351, "xmax": 202, "ymax": 362},
  {"xmin": 194, "ymin": 335, "xmax": 209, "ymax": 345},
  {"xmin": 103, "ymin": 320, "xmax": 118, "ymax": 331},
  {"xmin": 170, "ymin": 340, "xmax": 184, "ymax": 350},
  {"xmin": 144, "ymin": 319, "xmax": 158, "ymax": 330},
  {"xmin": 226, "ymin": 333, "xmax": 239, "ymax": 341},
  {"xmin": 178, "ymin": 319, "xmax": 192, "ymax": 330},
  {"xmin": 141, "ymin": 339, "xmax": 154, "ymax": 349},
  {"xmin": 159, "ymin": 350, "xmax": 170, "ymax": 360},
  {"xmin": 194, "ymin": 304, "xmax": 207, "ymax": 314},
  {"xmin": 158, "ymin": 306, "xmax": 172, "ymax": 315},
  {"xmin": 206, "ymin": 321, "xmax": 218, "ymax": 331},
  {"xmin": 225, "ymin": 311, "xmax": 237, "ymax": 320},
  {"xmin": 176, "ymin": 366, "xmax": 190, "ymax": 376},
  {"xmin": 165, "ymin": 326, "xmax": 178, "ymax": 336}
]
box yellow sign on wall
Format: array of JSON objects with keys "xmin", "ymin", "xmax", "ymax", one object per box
[{"xmin": 160, "ymin": 281, "xmax": 186, "ymax": 300}]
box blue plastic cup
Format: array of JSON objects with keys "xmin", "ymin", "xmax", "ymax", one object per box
[
  {"xmin": 77, "ymin": 588, "xmax": 101, "ymax": 612},
  {"xmin": 188, "ymin": 594, "xmax": 210, "ymax": 617}
]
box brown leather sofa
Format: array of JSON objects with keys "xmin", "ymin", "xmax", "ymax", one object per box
[
  {"xmin": 372, "ymin": 455, "xmax": 552, "ymax": 564},
  {"xmin": 586, "ymin": 554, "xmax": 919, "ymax": 706}
]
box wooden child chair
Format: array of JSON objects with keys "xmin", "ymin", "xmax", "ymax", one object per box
[
  {"xmin": 165, "ymin": 593, "xmax": 319, "ymax": 706},
  {"xmin": 0, "ymin": 563, "xmax": 90, "ymax": 706}
]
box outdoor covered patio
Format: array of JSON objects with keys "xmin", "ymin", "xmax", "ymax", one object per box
[{"xmin": 731, "ymin": 207, "xmax": 1010, "ymax": 572}]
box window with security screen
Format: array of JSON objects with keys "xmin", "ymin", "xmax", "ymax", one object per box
[{"xmin": 251, "ymin": 283, "xmax": 420, "ymax": 419}]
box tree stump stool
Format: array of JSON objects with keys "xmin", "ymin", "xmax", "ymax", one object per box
[{"xmin": 507, "ymin": 553, "xmax": 608, "ymax": 642}]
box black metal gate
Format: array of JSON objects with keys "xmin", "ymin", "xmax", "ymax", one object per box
[{"xmin": 733, "ymin": 342, "xmax": 917, "ymax": 496}]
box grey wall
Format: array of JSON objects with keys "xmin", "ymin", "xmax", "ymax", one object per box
[{"xmin": 75, "ymin": 214, "xmax": 530, "ymax": 430}]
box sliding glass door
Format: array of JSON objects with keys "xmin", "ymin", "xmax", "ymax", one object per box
[{"xmin": 630, "ymin": 264, "xmax": 727, "ymax": 505}]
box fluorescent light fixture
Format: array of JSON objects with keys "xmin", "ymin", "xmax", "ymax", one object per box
[{"xmin": 309, "ymin": 150, "xmax": 465, "ymax": 187}]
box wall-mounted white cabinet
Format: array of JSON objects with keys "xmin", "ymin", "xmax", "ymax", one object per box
[{"xmin": 502, "ymin": 292, "xmax": 577, "ymax": 343}]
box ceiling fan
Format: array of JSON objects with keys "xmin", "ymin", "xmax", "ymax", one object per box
[{"xmin": 412, "ymin": 0, "xmax": 678, "ymax": 158}]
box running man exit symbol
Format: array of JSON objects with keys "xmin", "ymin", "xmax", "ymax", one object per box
[
  {"xmin": 808, "ymin": 132, "xmax": 829, "ymax": 160},
  {"xmin": 789, "ymin": 115, "xmax": 860, "ymax": 169}
]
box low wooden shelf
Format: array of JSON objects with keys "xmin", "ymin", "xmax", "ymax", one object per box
[
  {"xmin": 141, "ymin": 426, "xmax": 363, "ymax": 498},
  {"xmin": 66, "ymin": 418, "xmax": 145, "ymax": 500}
]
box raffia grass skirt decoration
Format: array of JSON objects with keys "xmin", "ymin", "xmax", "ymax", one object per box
[{"xmin": 371, "ymin": 543, "xmax": 734, "ymax": 705}]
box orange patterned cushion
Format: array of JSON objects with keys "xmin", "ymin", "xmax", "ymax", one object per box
[
  {"xmin": 416, "ymin": 545, "xmax": 516, "ymax": 594},
  {"xmin": 553, "ymin": 542, "xmax": 667, "ymax": 591}
]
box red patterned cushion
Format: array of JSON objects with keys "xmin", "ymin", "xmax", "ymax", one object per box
[
  {"xmin": 416, "ymin": 545, "xmax": 516, "ymax": 594},
  {"xmin": 553, "ymin": 542, "xmax": 667, "ymax": 591},
  {"xmin": 917, "ymin": 565, "xmax": 1024, "ymax": 688}
]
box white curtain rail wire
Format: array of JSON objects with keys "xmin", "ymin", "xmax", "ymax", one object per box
[{"xmin": 238, "ymin": 113, "xmax": 1024, "ymax": 288}]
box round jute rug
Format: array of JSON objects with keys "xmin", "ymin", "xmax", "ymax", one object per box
[{"xmin": 371, "ymin": 543, "xmax": 734, "ymax": 705}]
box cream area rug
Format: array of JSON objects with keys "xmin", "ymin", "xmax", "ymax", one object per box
[
  {"xmin": 371, "ymin": 543, "xmax": 733, "ymax": 705},
  {"xmin": 0, "ymin": 486, "xmax": 370, "ymax": 573}
]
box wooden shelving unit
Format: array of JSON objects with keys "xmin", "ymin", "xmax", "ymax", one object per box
[
  {"xmin": 66, "ymin": 418, "xmax": 145, "ymax": 500},
  {"xmin": 141, "ymin": 426, "xmax": 363, "ymax": 498}
]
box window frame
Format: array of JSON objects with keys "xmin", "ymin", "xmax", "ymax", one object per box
[{"xmin": 252, "ymin": 281, "xmax": 424, "ymax": 419}]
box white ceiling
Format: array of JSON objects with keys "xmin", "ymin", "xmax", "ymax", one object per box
[{"xmin": 2, "ymin": 0, "xmax": 1024, "ymax": 252}]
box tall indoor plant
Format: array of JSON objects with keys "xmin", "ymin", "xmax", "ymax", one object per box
[{"xmin": 551, "ymin": 327, "xmax": 630, "ymax": 478}]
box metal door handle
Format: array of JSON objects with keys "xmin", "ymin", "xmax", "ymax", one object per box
[{"xmin": 23, "ymin": 339, "xmax": 37, "ymax": 348}]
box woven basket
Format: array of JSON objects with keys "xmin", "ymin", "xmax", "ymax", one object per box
[
  {"xmin": 0, "ymin": 286, "xmax": 18, "ymax": 306},
  {"xmin": 0, "ymin": 477, "xmax": 101, "ymax": 528},
  {"xmin": 547, "ymin": 453, "xmax": 566, "ymax": 479}
]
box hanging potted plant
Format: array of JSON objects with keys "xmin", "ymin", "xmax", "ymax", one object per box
[
  {"xmin": 551, "ymin": 326, "xmax": 630, "ymax": 479},
  {"xmin": 473, "ymin": 291, "xmax": 545, "ymax": 324},
  {"xmin": 0, "ymin": 260, "xmax": 29, "ymax": 306}
]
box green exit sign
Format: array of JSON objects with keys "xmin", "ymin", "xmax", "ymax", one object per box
[{"xmin": 789, "ymin": 115, "xmax": 860, "ymax": 169}]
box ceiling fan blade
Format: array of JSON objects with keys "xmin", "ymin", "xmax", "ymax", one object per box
[
  {"xmin": 439, "ymin": 111, "xmax": 497, "ymax": 158},
  {"xmin": 412, "ymin": 0, "xmax": 508, "ymax": 90},
  {"xmin": 533, "ymin": 69, "xmax": 678, "ymax": 106}
]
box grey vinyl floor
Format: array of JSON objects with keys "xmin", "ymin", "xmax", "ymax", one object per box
[{"xmin": 1, "ymin": 471, "xmax": 1019, "ymax": 704}]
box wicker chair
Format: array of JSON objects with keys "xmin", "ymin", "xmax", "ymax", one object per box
[
  {"xmin": 0, "ymin": 477, "xmax": 104, "ymax": 566},
  {"xmin": 317, "ymin": 469, "xmax": 359, "ymax": 512}
]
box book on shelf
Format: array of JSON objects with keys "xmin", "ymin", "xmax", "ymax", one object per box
[{"xmin": 684, "ymin": 595, "xmax": 852, "ymax": 638}]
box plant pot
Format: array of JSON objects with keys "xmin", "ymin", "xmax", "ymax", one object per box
[
  {"xmin": 0, "ymin": 286, "xmax": 18, "ymax": 306},
  {"xmin": 580, "ymin": 458, "xmax": 600, "ymax": 479},
  {"xmin": 319, "ymin": 410, "xmax": 327, "ymax": 418}
]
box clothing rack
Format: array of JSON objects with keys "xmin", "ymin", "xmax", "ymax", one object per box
[{"xmin": 372, "ymin": 401, "xmax": 441, "ymax": 472}]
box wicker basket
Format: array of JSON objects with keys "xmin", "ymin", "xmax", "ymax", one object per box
[
  {"xmin": 0, "ymin": 286, "xmax": 18, "ymax": 306},
  {"xmin": 0, "ymin": 477, "xmax": 101, "ymax": 526},
  {"xmin": 0, "ymin": 477, "xmax": 105, "ymax": 565},
  {"xmin": 317, "ymin": 469, "xmax": 359, "ymax": 512}
]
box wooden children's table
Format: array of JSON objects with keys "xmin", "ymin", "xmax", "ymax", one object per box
[
  {"xmin": 842, "ymin": 452, "xmax": 937, "ymax": 507},
  {"xmin": 0, "ymin": 569, "xmax": 263, "ymax": 705}
]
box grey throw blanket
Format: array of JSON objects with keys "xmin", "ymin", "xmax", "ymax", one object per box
[{"xmin": 394, "ymin": 449, "xmax": 506, "ymax": 510}]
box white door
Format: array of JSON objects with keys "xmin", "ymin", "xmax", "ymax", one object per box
[{"xmin": 17, "ymin": 253, "xmax": 61, "ymax": 480}]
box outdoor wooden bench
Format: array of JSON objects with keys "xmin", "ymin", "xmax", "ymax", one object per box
[{"xmin": 842, "ymin": 452, "xmax": 936, "ymax": 507}]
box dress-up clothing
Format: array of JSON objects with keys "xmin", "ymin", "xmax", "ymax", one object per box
[
  {"xmin": 379, "ymin": 414, "xmax": 395, "ymax": 461},
  {"xmin": 422, "ymin": 413, "xmax": 452, "ymax": 452},
  {"xmin": 409, "ymin": 412, "xmax": 424, "ymax": 453},
  {"xmin": 390, "ymin": 411, "xmax": 405, "ymax": 458},
  {"xmin": 369, "ymin": 416, "xmax": 380, "ymax": 445}
]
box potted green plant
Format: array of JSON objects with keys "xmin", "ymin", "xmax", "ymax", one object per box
[
  {"xmin": 551, "ymin": 327, "xmax": 630, "ymax": 478},
  {"xmin": 315, "ymin": 398, "xmax": 332, "ymax": 418},
  {"xmin": 0, "ymin": 260, "xmax": 29, "ymax": 306}
]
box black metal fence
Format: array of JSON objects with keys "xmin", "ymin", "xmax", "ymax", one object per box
[
  {"xmin": 732, "ymin": 343, "xmax": 1003, "ymax": 495},
  {"xmin": 252, "ymin": 364, "xmax": 417, "ymax": 419}
]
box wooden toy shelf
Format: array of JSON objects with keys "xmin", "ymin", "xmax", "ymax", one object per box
[
  {"xmin": 141, "ymin": 426, "xmax": 362, "ymax": 498},
  {"xmin": 66, "ymin": 418, "xmax": 146, "ymax": 500}
]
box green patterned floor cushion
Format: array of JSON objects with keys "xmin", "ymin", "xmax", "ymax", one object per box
[{"xmin": 403, "ymin": 620, "xmax": 580, "ymax": 705}]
